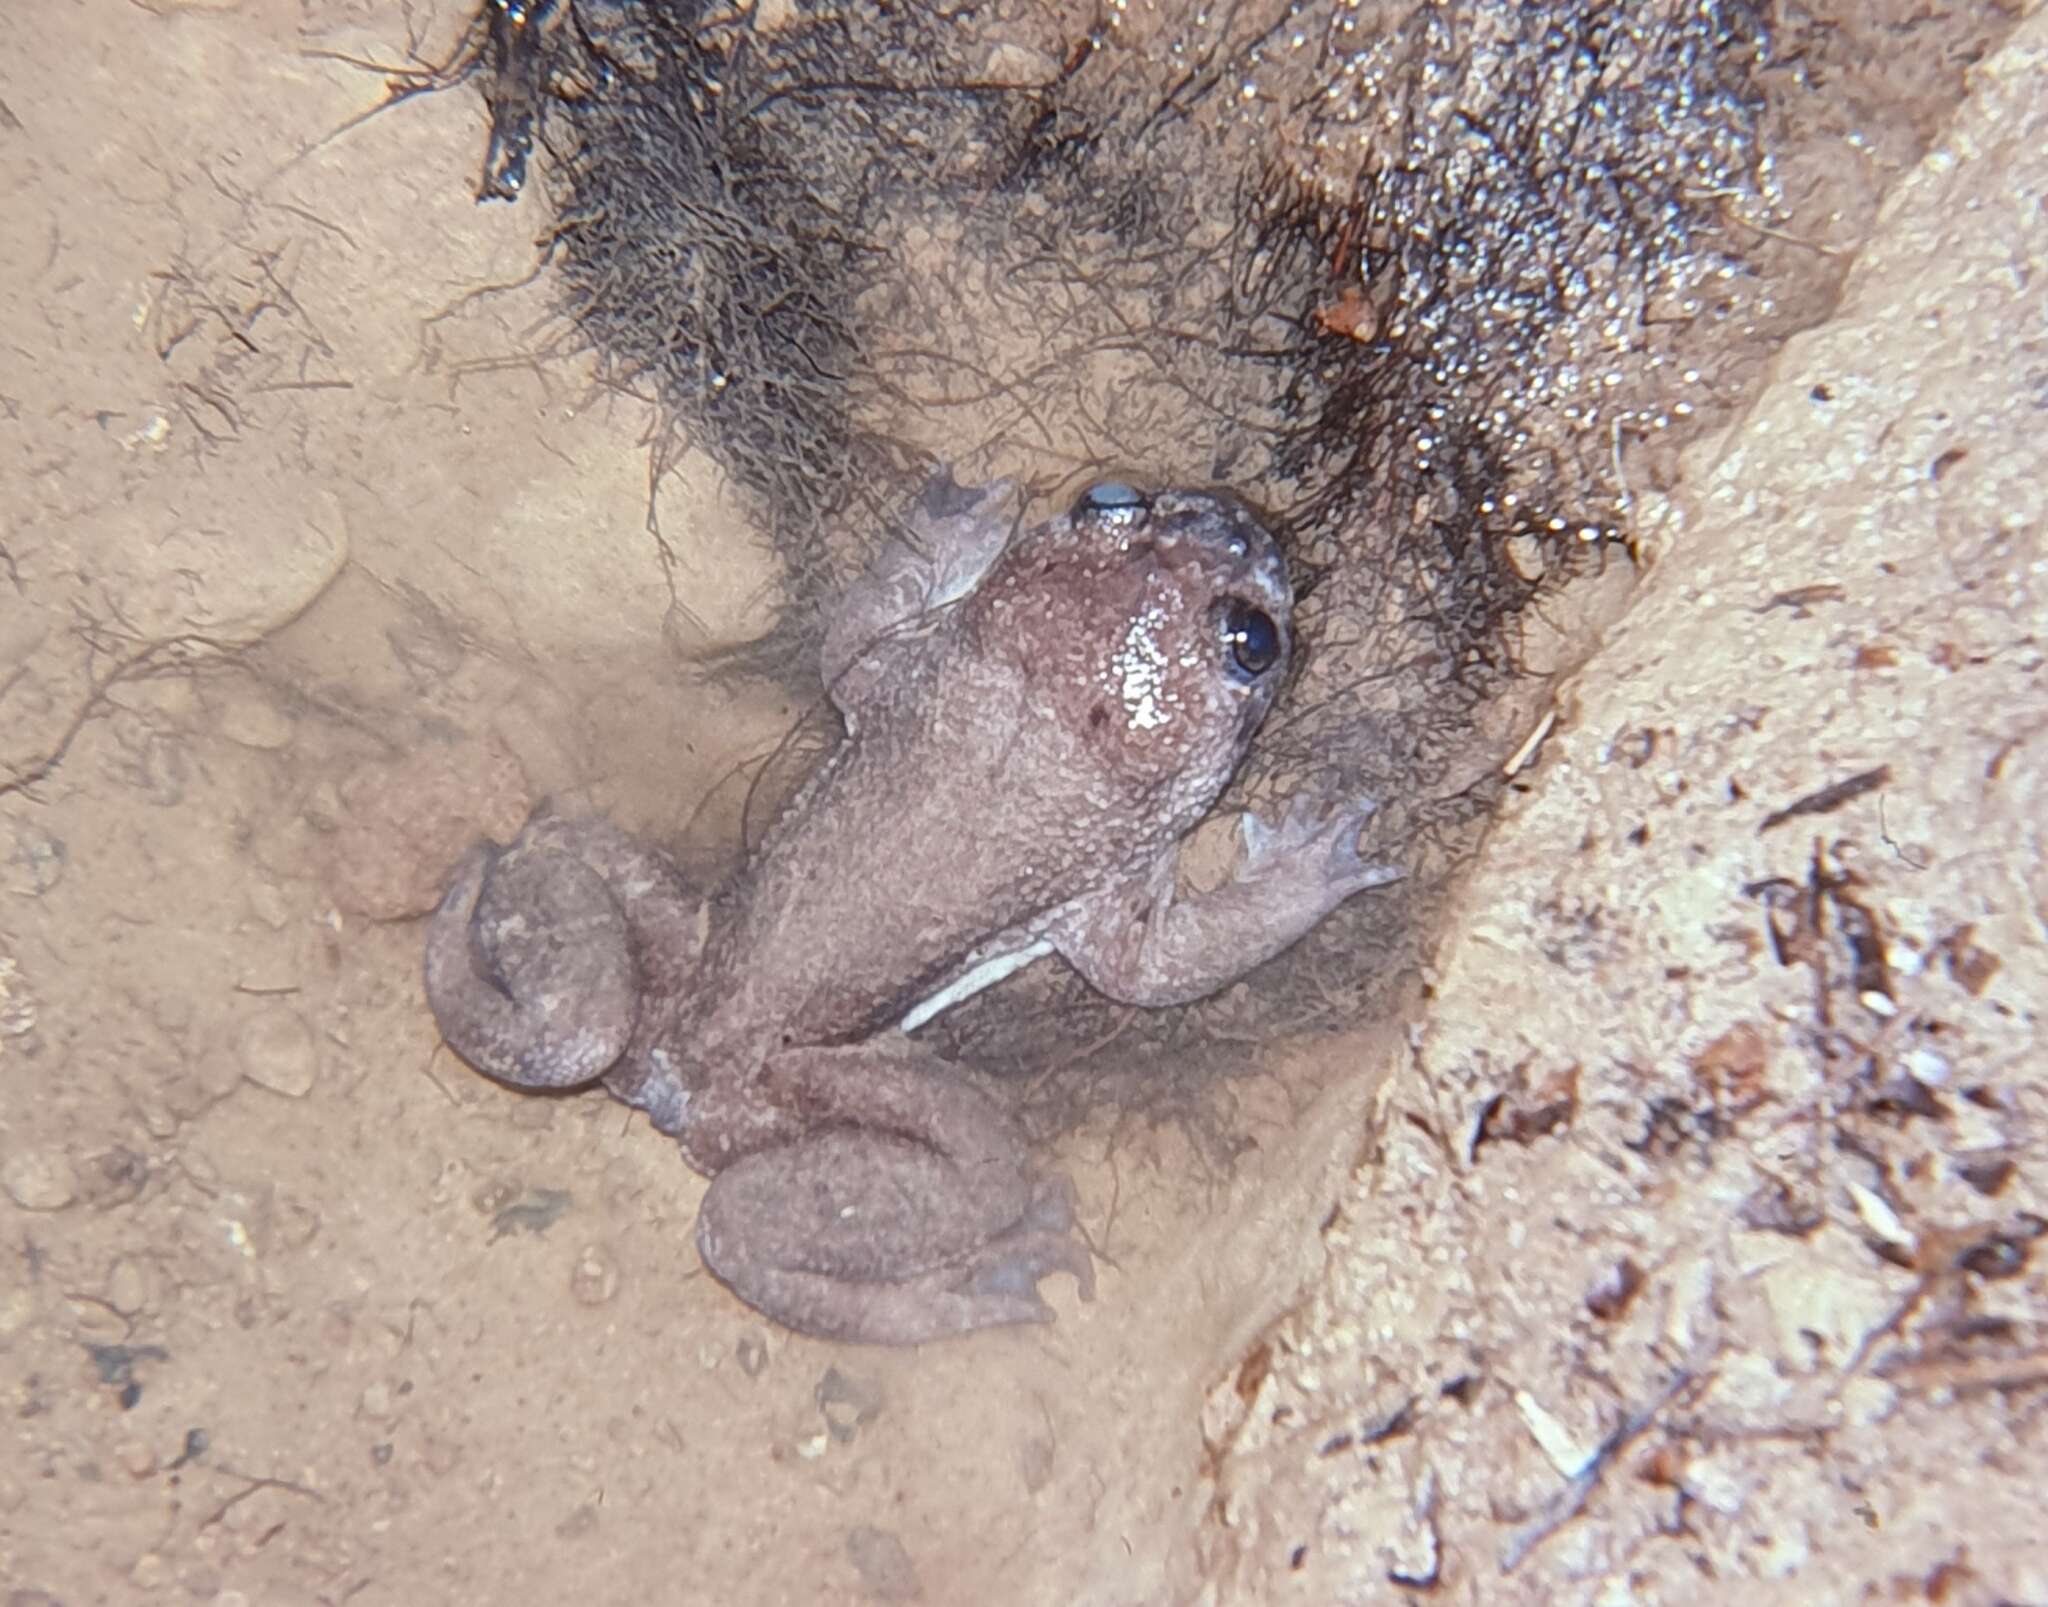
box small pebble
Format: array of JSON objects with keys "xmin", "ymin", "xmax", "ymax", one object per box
[
  {"xmin": 816, "ymin": 1366, "xmax": 882, "ymax": 1444},
  {"xmin": 179, "ymin": 1055, "xmax": 246, "ymax": 1111},
  {"xmin": 106, "ymin": 1256, "xmax": 149, "ymax": 1316},
  {"xmin": 0, "ymin": 954, "xmax": 34, "ymax": 1038},
  {"xmin": 150, "ymin": 988, "xmax": 195, "ymax": 1036},
  {"xmin": 2, "ymin": 1147, "xmax": 77, "ymax": 1211},
  {"xmin": 420, "ymin": 1435, "xmax": 461, "ymax": 1476},
  {"xmin": 178, "ymin": 1148, "xmax": 222, "ymax": 1190},
  {"xmin": 237, "ymin": 1009, "xmax": 318, "ymax": 1098},
  {"xmin": 245, "ymin": 881, "xmax": 293, "ymax": 931},
  {"xmin": 471, "ymin": 1179, "xmax": 518, "ymax": 1217},
  {"xmin": 274, "ymin": 1197, "xmax": 321, "ymax": 1250},
  {"xmin": 302, "ymin": 780, "xmax": 346, "ymax": 832},
  {"xmin": 69, "ymin": 1296, "xmax": 128, "ymax": 1343},
  {"xmin": 570, "ymin": 1244, "xmax": 621, "ymax": 1306},
  {"xmin": 217, "ymin": 688, "xmax": 294, "ymax": 750},
  {"xmin": 360, "ymin": 1382, "xmax": 395, "ymax": 1421},
  {"xmin": 77, "ymin": 1145, "xmax": 149, "ymax": 1209},
  {"xmin": 846, "ymin": 1525, "xmax": 921, "ymax": 1604},
  {"xmin": 130, "ymin": 1553, "xmax": 170, "ymax": 1589},
  {"xmin": 135, "ymin": 1093, "xmax": 182, "ymax": 1139},
  {"xmin": 7, "ymin": 823, "xmax": 65, "ymax": 896},
  {"xmin": 0, "ymin": 1287, "xmax": 35, "ymax": 1337},
  {"xmin": 117, "ymin": 1439, "xmax": 158, "ymax": 1479}
]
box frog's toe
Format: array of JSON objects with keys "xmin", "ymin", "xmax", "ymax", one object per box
[
  {"xmin": 1324, "ymin": 806, "xmax": 1404, "ymax": 896},
  {"xmin": 957, "ymin": 1218, "xmax": 1097, "ymax": 1308},
  {"xmin": 1241, "ymin": 795, "xmax": 1401, "ymax": 896},
  {"xmin": 423, "ymin": 835, "xmax": 638, "ymax": 1089}
]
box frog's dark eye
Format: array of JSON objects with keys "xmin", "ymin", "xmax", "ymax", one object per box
[
  {"xmin": 1075, "ymin": 481, "xmax": 1150, "ymax": 526},
  {"xmin": 1222, "ymin": 601, "xmax": 1282, "ymax": 680}
]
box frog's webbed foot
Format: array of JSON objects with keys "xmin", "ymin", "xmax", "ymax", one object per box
[
  {"xmin": 953, "ymin": 1171, "xmax": 1098, "ymax": 1308},
  {"xmin": 1048, "ymin": 793, "xmax": 1402, "ymax": 1008},
  {"xmin": 692, "ymin": 1051, "xmax": 1093, "ymax": 1345},
  {"xmin": 1236, "ymin": 793, "xmax": 1403, "ymax": 898},
  {"xmin": 423, "ymin": 811, "xmax": 686, "ymax": 1090}
]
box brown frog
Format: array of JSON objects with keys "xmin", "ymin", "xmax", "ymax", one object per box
[{"xmin": 424, "ymin": 474, "xmax": 1398, "ymax": 1343}]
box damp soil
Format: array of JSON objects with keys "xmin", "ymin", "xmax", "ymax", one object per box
[{"xmin": 0, "ymin": 0, "xmax": 2028, "ymax": 1602}]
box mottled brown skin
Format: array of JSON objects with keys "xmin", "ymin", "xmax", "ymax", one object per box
[{"xmin": 424, "ymin": 475, "xmax": 1397, "ymax": 1343}]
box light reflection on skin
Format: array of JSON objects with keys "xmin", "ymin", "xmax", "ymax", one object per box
[{"xmin": 1111, "ymin": 601, "xmax": 1175, "ymax": 732}]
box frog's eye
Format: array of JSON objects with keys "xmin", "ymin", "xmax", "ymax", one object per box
[
  {"xmin": 1074, "ymin": 481, "xmax": 1150, "ymax": 527},
  {"xmin": 1221, "ymin": 601, "xmax": 1282, "ymax": 681}
]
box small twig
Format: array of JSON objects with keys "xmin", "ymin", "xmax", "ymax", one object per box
[
  {"xmin": 1875, "ymin": 793, "xmax": 1928, "ymax": 869},
  {"xmin": 1758, "ymin": 765, "xmax": 1891, "ymax": 833},
  {"xmin": 418, "ymin": 1042, "xmax": 466, "ymax": 1109},
  {"xmin": 199, "ymin": 1465, "xmax": 324, "ymax": 1533},
  {"xmin": 1501, "ymin": 1371, "xmax": 1700, "ymax": 1572},
  {"xmin": 1502, "ymin": 709, "xmax": 1557, "ymax": 778},
  {"xmin": 1749, "ymin": 583, "xmax": 1846, "ymax": 616},
  {"xmin": 0, "ymin": 635, "xmax": 230, "ymax": 799}
]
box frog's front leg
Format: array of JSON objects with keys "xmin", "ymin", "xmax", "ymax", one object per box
[
  {"xmin": 1046, "ymin": 796, "xmax": 1402, "ymax": 1007},
  {"xmin": 820, "ymin": 468, "xmax": 1021, "ymax": 713},
  {"xmin": 693, "ymin": 1044, "xmax": 1093, "ymax": 1345}
]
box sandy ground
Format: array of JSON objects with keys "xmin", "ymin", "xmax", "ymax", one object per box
[
  {"xmin": 0, "ymin": 5, "xmax": 1383, "ymax": 1601},
  {"xmin": 1, "ymin": 2, "xmax": 2044, "ymax": 1605},
  {"xmin": 1200, "ymin": 10, "xmax": 2048, "ymax": 1601}
]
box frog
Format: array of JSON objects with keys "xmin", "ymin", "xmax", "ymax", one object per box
[{"xmin": 423, "ymin": 472, "xmax": 1399, "ymax": 1344}]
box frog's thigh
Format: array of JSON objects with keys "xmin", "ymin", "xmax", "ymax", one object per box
[
  {"xmin": 706, "ymin": 1126, "xmax": 1023, "ymax": 1275},
  {"xmin": 693, "ymin": 1055, "xmax": 1091, "ymax": 1343},
  {"xmin": 697, "ymin": 1148, "xmax": 1090, "ymax": 1344}
]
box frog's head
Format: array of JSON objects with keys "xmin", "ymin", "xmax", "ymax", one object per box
[{"xmin": 969, "ymin": 480, "xmax": 1295, "ymax": 819}]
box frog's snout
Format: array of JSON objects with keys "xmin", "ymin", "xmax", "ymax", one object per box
[
  {"xmin": 1158, "ymin": 491, "xmax": 1292, "ymax": 616},
  {"xmin": 1071, "ymin": 480, "xmax": 1290, "ymax": 611}
]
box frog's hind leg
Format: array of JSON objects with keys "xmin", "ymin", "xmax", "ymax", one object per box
[
  {"xmin": 693, "ymin": 1047, "xmax": 1094, "ymax": 1345},
  {"xmin": 423, "ymin": 811, "xmax": 691, "ymax": 1091}
]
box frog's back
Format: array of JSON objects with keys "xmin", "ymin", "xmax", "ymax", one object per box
[{"xmin": 697, "ymin": 646, "xmax": 1156, "ymax": 1047}]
